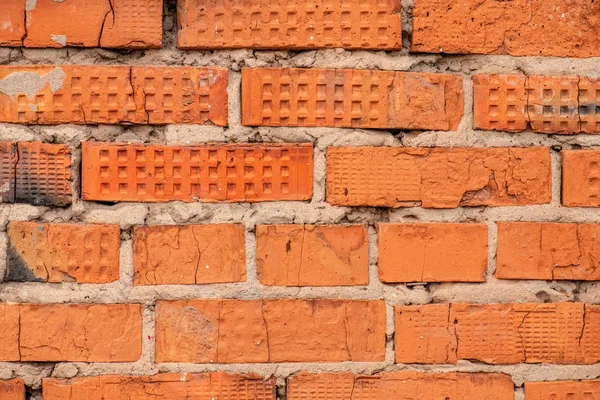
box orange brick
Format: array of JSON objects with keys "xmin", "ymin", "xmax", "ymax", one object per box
[
  {"xmin": 177, "ymin": 0, "xmax": 401, "ymax": 50},
  {"xmin": 326, "ymin": 147, "xmax": 551, "ymax": 208},
  {"xmin": 0, "ymin": 1, "xmax": 25, "ymax": 46},
  {"xmin": 19, "ymin": 304, "xmax": 142, "ymax": 362},
  {"xmin": 6, "ymin": 221, "xmax": 120, "ymax": 283},
  {"xmin": 0, "ymin": 66, "xmax": 228, "ymax": 125},
  {"xmin": 497, "ymin": 222, "xmax": 600, "ymax": 280},
  {"xmin": 412, "ymin": 0, "xmax": 600, "ymax": 57},
  {"xmin": 473, "ymin": 75, "xmax": 528, "ymax": 132},
  {"xmin": 0, "ymin": 379, "xmax": 25, "ymax": 400},
  {"xmin": 378, "ymin": 223, "xmax": 487, "ymax": 283},
  {"xmin": 395, "ymin": 303, "xmax": 600, "ymax": 364},
  {"xmin": 156, "ymin": 299, "xmax": 385, "ymax": 363},
  {"xmin": 82, "ymin": 142, "xmax": 314, "ymax": 203},
  {"xmin": 288, "ymin": 372, "xmax": 514, "ymax": 400},
  {"xmin": 0, "ymin": 304, "xmax": 20, "ymax": 362},
  {"xmin": 43, "ymin": 373, "xmax": 276, "ymax": 400},
  {"xmin": 525, "ymin": 380, "xmax": 600, "ymax": 399},
  {"xmin": 256, "ymin": 225, "xmax": 368, "ymax": 286},
  {"xmin": 133, "ymin": 224, "xmax": 246, "ymax": 285},
  {"xmin": 563, "ymin": 150, "xmax": 600, "ymax": 207},
  {"xmin": 242, "ymin": 68, "xmax": 463, "ymax": 130},
  {"xmin": 0, "ymin": 142, "xmax": 17, "ymax": 203}
]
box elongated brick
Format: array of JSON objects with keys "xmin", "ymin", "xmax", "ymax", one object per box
[
  {"xmin": 0, "ymin": 1, "xmax": 25, "ymax": 46},
  {"xmin": 378, "ymin": 223, "xmax": 488, "ymax": 283},
  {"xmin": 133, "ymin": 224, "xmax": 246, "ymax": 285},
  {"xmin": 0, "ymin": 379, "xmax": 25, "ymax": 400},
  {"xmin": 156, "ymin": 299, "xmax": 385, "ymax": 363},
  {"xmin": 288, "ymin": 372, "xmax": 514, "ymax": 400},
  {"xmin": 525, "ymin": 380, "xmax": 600, "ymax": 399},
  {"xmin": 242, "ymin": 68, "xmax": 463, "ymax": 130},
  {"xmin": 563, "ymin": 150, "xmax": 600, "ymax": 207},
  {"xmin": 0, "ymin": 304, "xmax": 20, "ymax": 362},
  {"xmin": 326, "ymin": 147, "xmax": 551, "ymax": 208},
  {"xmin": 82, "ymin": 142, "xmax": 314, "ymax": 203},
  {"xmin": 43, "ymin": 373, "xmax": 276, "ymax": 400},
  {"xmin": 0, "ymin": 142, "xmax": 17, "ymax": 203},
  {"xmin": 177, "ymin": 0, "xmax": 401, "ymax": 50},
  {"xmin": 256, "ymin": 225, "xmax": 368, "ymax": 286},
  {"xmin": 0, "ymin": 66, "xmax": 228, "ymax": 125},
  {"xmin": 6, "ymin": 221, "xmax": 120, "ymax": 283}
]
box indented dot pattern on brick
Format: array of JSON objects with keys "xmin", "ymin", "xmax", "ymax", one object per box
[
  {"xmin": 562, "ymin": 150, "xmax": 600, "ymax": 207},
  {"xmin": 524, "ymin": 380, "xmax": 600, "ymax": 399}
]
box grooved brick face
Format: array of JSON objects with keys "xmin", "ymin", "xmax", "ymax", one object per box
[
  {"xmin": 155, "ymin": 299, "xmax": 386, "ymax": 363},
  {"xmin": 525, "ymin": 380, "xmax": 600, "ymax": 399},
  {"xmin": 133, "ymin": 224, "xmax": 246, "ymax": 285},
  {"xmin": 43, "ymin": 373, "xmax": 276, "ymax": 400},
  {"xmin": 377, "ymin": 223, "xmax": 488, "ymax": 283},
  {"xmin": 177, "ymin": 0, "xmax": 401, "ymax": 50},
  {"xmin": 82, "ymin": 142, "xmax": 314, "ymax": 203},
  {"xmin": 242, "ymin": 68, "xmax": 463, "ymax": 130},
  {"xmin": 256, "ymin": 225, "xmax": 368, "ymax": 286},
  {"xmin": 326, "ymin": 147, "xmax": 551, "ymax": 208},
  {"xmin": 0, "ymin": 142, "xmax": 17, "ymax": 202},
  {"xmin": 0, "ymin": 379, "xmax": 25, "ymax": 400},
  {"xmin": 562, "ymin": 150, "xmax": 600, "ymax": 207},
  {"xmin": 412, "ymin": 0, "xmax": 600, "ymax": 57}
]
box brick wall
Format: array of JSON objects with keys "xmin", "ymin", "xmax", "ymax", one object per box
[{"xmin": 1, "ymin": 1, "xmax": 600, "ymax": 399}]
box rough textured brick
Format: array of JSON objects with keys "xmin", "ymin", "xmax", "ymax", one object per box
[
  {"xmin": 378, "ymin": 223, "xmax": 487, "ymax": 283},
  {"xmin": 0, "ymin": 66, "xmax": 228, "ymax": 125},
  {"xmin": 2, "ymin": 0, "xmax": 162, "ymax": 48},
  {"xmin": 156, "ymin": 299, "xmax": 385, "ymax": 363},
  {"xmin": 19, "ymin": 304, "xmax": 142, "ymax": 362},
  {"xmin": 6, "ymin": 221, "xmax": 120, "ymax": 283},
  {"xmin": 497, "ymin": 222, "xmax": 600, "ymax": 280},
  {"xmin": 242, "ymin": 68, "xmax": 463, "ymax": 130},
  {"xmin": 82, "ymin": 142, "xmax": 313, "ymax": 203},
  {"xmin": 43, "ymin": 373, "xmax": 276, "ymax": 400},
  {"xmin": 0, "ymin": 379, "xmax": 25, "ymax": 400},
  {"xmin": 563, "ymin": 150, "xmax": 600, "ymax": 207},
  {"xmin": 288, "ymin": 372, "xmax": 514, "ymax": 400},
  {"xmin": 256, "ymin": 225, "xmax": 368, "ymax": 286},
  {"xmin": 326, "ymin": 147, "xmax": 551, "ymax": 208},
  {"xmin": 412, "ymin": 0, "xmax": 600, "ymax": 57},
  {"xmin": 525, "ymin": 380, "xmax": 600, "ymax": 399},
  {"xmin": 0, "ymin": 142, "xmax": 17, "ymax": 202},
  {"xmin": 395, "ymin": 303, "xmax": 600, "ymax": 364},
  {"xmin": 133, "ymin": 224, "xmax": 246, "ymax": 285},
  {"xmin": 177, "ymin": 0, "xmax": 401, "ymax": 50},
  {"xmin": 0, "ymin": 304, "xmax": 20, "ymax": 362}
]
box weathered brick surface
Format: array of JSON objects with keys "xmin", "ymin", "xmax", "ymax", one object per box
[
  {"xmin": 395, "ymin": 303, "xmax": 600, "ymax": 364},
  {"xmin": 525, "ymin": 380, "xmax": 600, "ymax": 399},
  {"xmin": 0, "ymin": 1, "xmax": 24, "ymax": 46},
  {"xmin": 0, "ymin": 379, "xmax": 25, "ymax": 400},
  {"xmin": 242, "ymin": 68, "xmax": 463, "ymax": 130},
  {"xmin": 497, "ymin": 222, "xmax": 600, "ymax": 280},
  {"xmin": 156, "ymin": 299, "xmax": 385, "ymax": 363},
  {"xmin": 0, "ymin": 142, "xmax": 17, "ymax": 202},
  {"xmin": 43, "ymin": 373, "xmax": 276, "ymax": 400},
  {"xmin": 256, "ymin": 225, "xmax": 368, "ymax": 286},
  {"xmin": 326, "ymin": 147, "xmax": 551, "ymax": 208},
  {"xmin": 562, "ymin": 150, "xmax": 600, "ymax": 207},
  {"xmin": 378, "ymin": 223, "xmax": 487, "ymax": 283},
  {"xmin": 0, "ymin": 304, "xmax": 20, "ymax": 362},
  {"xmin": 82, "ymin": 142, "xmax": 314, "ymax": 203},
  {"xmin": 288, "ymin": 372, "xmax": 514, "ymax": 400},
  {"xmin": 178, "ymin": 0, "xmax": 401, "ymax": 50},
  {"xmin": 0, "ymin": 66, "xmax": 228, "ymax": 125},
  {"xmin": 6, "ymin": 221, "xmax": 120, "ymax": 283},
  {"xmin": 133, "ymin": 224, "xmax": 246, "ymax": 285},
  {"xmin": 412, "ymin": 0, "xmax": 600, "ymax": 57}
]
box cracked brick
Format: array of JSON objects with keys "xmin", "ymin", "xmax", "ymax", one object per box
[{"xmin": 562, "ymin": 150, "xmax": 600, "ymax": 207}]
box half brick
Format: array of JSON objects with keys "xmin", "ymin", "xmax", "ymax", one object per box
[
  {"xmin": 0, "ymin": 142, "xmax": 17, "ymax": 202},
  {"xmin": 256, "ymin": 225, "xmax": 368, "ymax": 286},
  {"xmin": 133, "ymin": 224, "xmax": 246, "ymax": 285},
  {"xmin": 525, "ymin": 380, "xmax": 600, "ymax": 399},
  {"xmin": 177, "ymin": 0, "xmax": 401, "ymax": 50},
  {"xmin": 0, "ymin": 304, "xmax": 20, "ymax": 362},
  {"xmin": 242, "ymin": 68, "xmax": 463, "ymax": 130},
  {"xmin": 563, "ymin": 150, "xmax": 600, "ymax": 207},
  {"xmin": 156, "ymin": 299, "xmax": 385, "ymax": 363},
  {"xmin": 82, "ymin": 142, "xmax": 314, "ymax": 203},
  {"xmin": 0, "ymin": 1, "xmax": 25, "ymax": 46},
  {"xmin": 326, "ymin": 147, "xmax": 551, "ymax": 208},
  {"xmin": 0, "ymin": 379, "xmax": 25, "ymax": 400}
]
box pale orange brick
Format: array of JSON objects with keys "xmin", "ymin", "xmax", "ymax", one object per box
[
  {"xmin": 378, "ymin": 223, "xmax": 487, "ymax": 283},
  {"xmin": 256, "ymin": 225, "xmax": 368, "ymax": 286},
  {"xmin": 0, "ymin": 304, "xmax": 20, "ymax": 362},
  {"xmin": 133, "ymin": 224, "xmax": 246, "ymax": 285},
  {"xmin": 563, "ymin": 150, "xmax": 600, "ymax": 207},
  {"xmin": 0, "ymin": 379, "xmax": 25, "ymax": 400},
  {"xmin": 0, "ymin": 1, "xmax": 25, "ymax": 46},
  {"xmin": 525, "ymin": 380, "xmax": 600, "ymax": 399}
]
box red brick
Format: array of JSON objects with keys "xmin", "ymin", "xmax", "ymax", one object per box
[
  {"xmin": 288, "ymin": 372, "xmax": 514, "ymax": 400},
  {"xmin": 0, "ymin": 304, "xmax": 20, "ymax": 362},
  {"xmin": 395, "ymin": 303, "xmax": 600, "ymax": 364},
  {"xmin": 326, "ymin": 147, "xmax": 551, "ymax": 208},
  {"xmin": 525, "ymin": 380, "xmax": 600, "ymax": 399},
  {"xmin": 242, "ymin": 68, "xmax": 463, "ymax": 130},
  {"xmin": 563, "ymin": 150, "xmax": 600, "ymax": 207},
  {"xmin": 0, "ymin": 1, "xmax": 25, "ymax": 46},
  {"xmin": 0, "ymin": 66, "xmax": 228, "ymax": 125},
  {"xmin": 6, "ymin": 221, "xmax": 120, "ymax": 283},
  {"xmin": 0, "ymin": 379, "xmax": 25, "ymax": 400},
  {"xmin": 497, "ymin": 222, "xmax": 600, "ymax": 280},
  {"xmin": 256, "ymin": 225, "xmax": 368, "ymax": 286},
  {"xmin": 156, "ymin": 299, "xmax": 385, "ymax": 363},
  {"xmin": 133, "ymin": 224, "xmax": 246, "ymax": 285},
  {"xmin": 82, "ymin": 142, "xmax": 314, "ymax": 203},
  {"xmin": 412, "ymin": 0, "xmax": 600, "ymax": 57},
  {"xmin": 0, "ymin": 142, "xmax": 17, "ymax": 203},
  {"xmin": 43, "ymin": 373, "xmax": 276, "ymax": 400},
  {"xmin": 177, "ymin": 0, "xmax": 401, "ymax": 50},
  {"xmin": 378, "ymin": 223, "xmax": 487, "ymax": 283}
]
